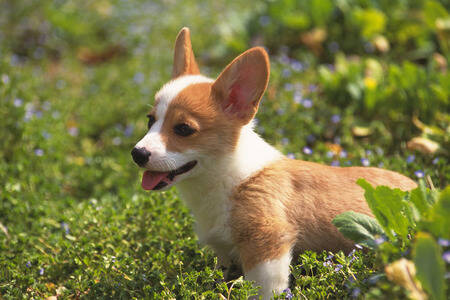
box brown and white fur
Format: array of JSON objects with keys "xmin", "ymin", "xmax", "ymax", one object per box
[{"xmin": 132, "ymin": 28, "xmax": 417, "ymax": 299}]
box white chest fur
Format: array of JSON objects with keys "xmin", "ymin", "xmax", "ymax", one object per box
[{"xmin": 176, "ymin": 124, "xmax": 283, "ymax": 260}]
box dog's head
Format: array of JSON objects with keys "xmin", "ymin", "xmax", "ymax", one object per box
[{"xmin": 132, "ymin": 27, "xmax": 270, "ymax": 191}]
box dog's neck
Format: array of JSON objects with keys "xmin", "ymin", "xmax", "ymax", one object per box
[{"xmin": 176, "ymin": 123, "xmax": 283, "ymax": 243}]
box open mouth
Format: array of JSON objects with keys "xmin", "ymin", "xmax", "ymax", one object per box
[{"xmin": 141, "ymin": 160, "xmax": 197, "ymax": 191}]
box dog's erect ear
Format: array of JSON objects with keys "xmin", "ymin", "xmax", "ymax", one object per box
[
  {"xmin": 172, "ymin": 27, "xmax": 200, "ymax": 78},
  {"xmin": 212, "ymin": 47, "xmax": 270, "ymax": 124}
]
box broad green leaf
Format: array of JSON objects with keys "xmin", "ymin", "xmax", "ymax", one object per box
[
  {"xmin": 357, "ymin": 179, "xmax": 412, "ymax": 240},
  {"xmin": 413, "ymin": 233, "xmax": 446, "ymax": 300},
  {"xmin": 332, "ymin": 211, "xmax": 384, "ymax": 249},
  {"xmin": 424, "ymin": 186, "xmax": 450, "ymax": 239}
]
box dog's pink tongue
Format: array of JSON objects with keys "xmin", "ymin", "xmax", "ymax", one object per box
[{"xmin": 142, "ymin": 171, "xmax": 169, "ymax": 190}]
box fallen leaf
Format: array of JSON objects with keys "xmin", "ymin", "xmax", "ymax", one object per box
[
  {"xmin": 352, "ymin": 126, "xmax": 373, "ymax": 137},
  {"xmin": 385, "ymin": 258, "xmax": 427, "ymax": 300},
  {"xmin": 407, "ymin": 137, "xmax": 439, "ymax": 154}
]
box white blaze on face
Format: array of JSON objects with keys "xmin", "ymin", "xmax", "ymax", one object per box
[{"xmin": 134, "ymin": 75, "xmax": 213, "ymax": 171}]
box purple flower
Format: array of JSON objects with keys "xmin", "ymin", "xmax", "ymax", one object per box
[
  {"xmin": 1, "ymin": 74, "xmax": 10, "ymax": 84},
  {"xmin": 323, "ymin": 261, "xmax": 332, "ymax": 267},
  {"xmin": 34, "ymin": 149, "xmax": 44, "ymax": 156},
  {"xmin": 331, "ymin": 160, "xmax": 340, "ymax": 166},
  {"xmin": 39, "ymin": 268, "xmax": 44, "ymax": 276},
  {"xmin": 124, "ymin": 125, "xmax": 134, "ymax": 137},
  {"xmin": 26, "ymin": 261, "xmax": 31, "ymax": 268},
  {"xmin": 287, "ymin": 153, "xmax": 295, "ymax": 159},
  {"xmin": 259, "ymin": 15, "xmax": 271, "ymax": 26},
  {"xmin": 281, "ymin": 138, "xmax": 289, "ymax": 145},
  {"xmin": 284, "ymin": 83, "xmax": 293, "ymax": 91},
  {"xmin": 406, "ymin": 155, "xmax": 415, "ymax": 164},
  {"xmin": 361, "ymin": 158, "xmax": 370, "ymax": 167},
  {"xmin": 13, "ymin": 98, "xmax": 23, "ymax": 107},
  {"xmin": 326, "ymin": 151, "xmax": 334, "ymax": 158},
  {"xmin": 351, "ymin": 288, "xmax": 361, "ymax": 298},
  {"xmin": 432, "ymin": 157, "xmax": 439, "ymax": 165},
  {"xmin": 365, "ymin": 150, "xmax": 373, "ymax": 156},
  {"xmin": 331, "ymin": 114, "xmax": 341, "ymax": 124},
  {"xmin": 293, "ymin": 91, "xmax": 302, "ymax": 104},
  {"xmin": 378, "ymin": 162, "xmax": 384, "ymax": 167},
  {"xmin": 308, "ymin": 84, "xmax": 318, "ymax": 92},
  {"xmin": 291, "ymin": 60, "xmax": 304, "ymax": 72},
  {"xmin": 438, "ymin": 238, "xmax": 450, "ymax": 247},
  {"xmin": 374, "ymin": 236, "xmax": 386, "ymax": 245},
  {"xmin": 334, "ymin": 264, "xmax": 343, "ymax": 272},
  {"xmin": 60, "ymin": 222, "xmax": 70, "ymax": 234},
  {"xmin": 348, "ymin": 249, "xmax": 356, "ymax": 257},
  {"xmin": 443, "ymin": 251, "xmax": 450, "ymax": 263},
  {"xmin": 326, "ymin": 254, "xmax": 334, "ymax": 260},
  {"xmin": 68, "ymin": 127, "xmax": 79, "ymax": 137},
  {"xmin": 414, "ymin": 170, "xmax": 424, "ymax": 178},
  {"xmin": 282, "ymin": 288, "xmax": 293, "ymax": 299},
  {"xmin": 282, "ymin": 69, "xmax": 292, "ymax": 78},
  {"xmin": 328, "ymin": 41, "xmax": 340, "ymax": 53},
  {"xmin": 306, "ymin": 134, "xmax": 316, "ymax": 143},
  {"xmin": 42, "ymin": 131, "xmax": 51, "ymax": 139},
  {"xmin": 133, "ymin": 72, "xmax": 144, "ymax": 84},
  {"xmin": 302, "ymin": 99, "xmax": 313, "ymax": 108},
  {"xmin": 340, "ymin": 150, "xmax": 348, "ymax": 158},
  {"xmin": 303, "ymin": 146, "xmax": 313, "ymax": 155}
]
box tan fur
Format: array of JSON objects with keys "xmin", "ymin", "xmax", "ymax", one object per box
[
  {"xmin": 172, "ymin": 27, "xmax": 200, "ymax": 78},
  {"xmin": 151, "ymin": 83, "xmax": 241, "ymax": 154},
  {"xmin": 231, "ymin": 158, "xmax": 417, "ymax": 271}
]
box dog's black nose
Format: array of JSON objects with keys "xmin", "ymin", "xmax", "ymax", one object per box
[{"xmin": 131, "ymin": 147, "xmax": 151, "ymax": 166}]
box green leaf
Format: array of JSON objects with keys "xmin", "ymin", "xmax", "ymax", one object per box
[
  {"xmin": 424, "ymin": 186, "xmax": 450, "ymax": 239},
  {"xmin": 357, "ymin": 179, "xmax": 412, "ymax": 241},
  {"xmin": 413, "ymin": 232, "xmax": 446, "ymax": 300},
  {"xmin": 332, "ymin": 211, "xmax": 384, "ymax": 249}
]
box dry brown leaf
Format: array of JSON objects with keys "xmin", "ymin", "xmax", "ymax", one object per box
[
  {"xmin": 407, "ymin": 137, "xmax": 439, "ymax": 154},
  {"xmin": 385, "ymin": 258, "xmax": 427, "ymax": 300}
]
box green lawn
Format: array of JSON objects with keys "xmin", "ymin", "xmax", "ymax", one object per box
[{"xmin": 0, "ymin": 0, "xmax": 449, "ymax": 299}]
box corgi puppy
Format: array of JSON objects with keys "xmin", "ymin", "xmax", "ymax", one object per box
[{"xmin": 131, "ymin": 27, "xmax": 417, "ymax": 299}]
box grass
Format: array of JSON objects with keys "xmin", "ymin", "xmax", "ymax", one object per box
[{"xmin": 0, "ymin": 0, "xmax": 449, "ymax": 299}]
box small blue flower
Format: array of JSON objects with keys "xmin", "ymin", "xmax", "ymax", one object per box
[
  {"xmin": 133, "ymin": 72, "xmax": 144, "ymax": 84},
  {"xmin": 334, "ymin": 264, "xmax": 343, "ymax": 272},
  {"xmin": 124, "ymin": 125, "xmax": 134, "ymax": 137},
  {"xmin": 328, "ymin": 41, "xmax": 340, "ymax": 53},
  {"xmin": 331, "ymin": 160, "xmax": 340, "ymax": 166},
  {"xmin": 443, "ymin": 251, "xmax": 450, "ymax": 263},
  {"xmin": 331, "ymin": 114, "xmax": 341, "ymax": 124},
  {"xmin": 378, "ymin": 162, "xmax": 384, "ymax": 167},
  {"xmin": 414, "ymin": 170, "xmax": 425, "ymax": 178},
  {"xmin": 308, "ymin": 84, "xmax": 318, "ymax": 92},
  {"xmin": 291, "ymin": 60, "xmax": 304, "ymax": 72},
  {"xmin": 13, "ymin": 98, "xmax": 23, "ymax": 107},
  {"xmin": 306, "ymin": 134, "xmax": 316, "ymax": 143},
  {"xmin": 326, "ymin": 151, "xmax": 334, "ymax": 158},
  {"xmin": 282, "ymin": 69, "xmax": 292, "ymax": 78},
  {"xmin": 287, "ymin": 153, "xmax": 295, "ymax": 159},
  {"xmin": 340, "ymin": 150, "xmax": 348, "ymax": 158},
  {"xmin": 374, "ymin": 236, "xmax": 386, "ymax": 245},
  {"xmin": 60, "ymin": 222, "xmax": 70, "ymax": 234},
  {"xmin": 361, "ymin": 158, "xmax": 370, "ymax": 167},
  {"xmin": 282, "ymin": 288, "xmax": 293, "ymax": 299},
  {"xmin": 26, "ymin": 261, "xmax": 31, "ymax": 268},
  {"xmin": 281, "ymin": 138, "xmax": 289, "ymax": 145},
  {"xmin": 406, "ymin": 155, "xmax": 415, "ymax": 164},
  {"xmin": 42, "ymin": 131, "xmax": 51, "ymax": 139},
  {"xmin": 365, "ymin": 150, "xmax": 373, "ymax": 156},
  {"xmin": 34, "ymin": 149, "xmax": 44, "ymax": 156},
  {"xmin": 68, "ymin": 127, "xmax": 79, "ymax": 137},
  {"xmin": 284, "ymin": 83, "xmax": 293, "ymax": 91},
  {"xmin": 438, "ymin": 238, "xmax": 450, "ymax": 247},
  {"xmin": 348, "ymin": 249, "xmax": 356, "ymax": 257},
  {"xmin": 259, "ymin": 15, "xmax": 271, "ymax": 26},
  {"xmin": 345, "ymin": 161, "xmax": 352, "ymax": 166},
  {"xmin": 351, "ymin": 288, "xmax": 361, "ymax": 298},
  {"xmin": 302, "ymin": 99, "xmax": 313, "ymax": 108},
  {"xmin": 323, "ymin": 261, "xmax": 332, "ymax": 267},
  {"xmin": 1, "ymin": 74, "xmax": 10, "ymax": 84},
  {"xmin": 39, "ymin": 268, "xmax": 44, "ymax": 276},
  {"xmin": 432, "ymin": 157, "xmax": 439, "ymax": 165},
  {"xmin": 326, "ymin": 254, "xmax": 334, "ymax": 260},
  {"xmin": 303, "ymin": 146, "xmax": 313, "ymax": 155}
]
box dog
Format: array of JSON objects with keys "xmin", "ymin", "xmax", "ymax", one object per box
[{"xmin": 131, "ymin": 27, "xmax": 417, "ymax": 299}]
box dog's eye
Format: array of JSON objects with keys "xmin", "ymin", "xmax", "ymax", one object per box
[
  {"xmin": 174, "ymin": 123, "xmax": 196, "ymax": 137},
  {"xmin": 147, "ymin": 115, "xmax": 156, "ymax": 129}
]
